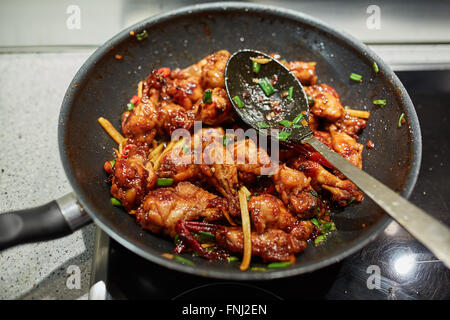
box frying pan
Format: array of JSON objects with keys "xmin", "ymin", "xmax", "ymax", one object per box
[{"xmin": 0, "ymin": 2, "xmax": 421, "ymax": 280}]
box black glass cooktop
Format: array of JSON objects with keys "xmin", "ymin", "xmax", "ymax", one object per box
[{"xmin": 104, "ymin": 70, "xmax": 450, "ymax": 300}]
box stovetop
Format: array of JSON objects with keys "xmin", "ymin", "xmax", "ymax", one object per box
[{"xmin": 90, "ymin": 70, "xmax": 450, "ymax": 300}]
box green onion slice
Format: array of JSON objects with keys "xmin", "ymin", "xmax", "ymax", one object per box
[
  {"xmin": 398, "ymin": 113, "xmax": 405, "ymax": 128},
  {"xmin": 250, "ymin": 267, "xmax": 267, "ymax": 271},
  {"xmin": 156, "ymin": 178, "xmax": 174, "ymax": 187},
  {"xmin": 311, "ymin": 218, "xmax": 321, "ymax": 228},
  {"xmin": 277, "ymin": 131, "xmax": 291, "ymax": 141},
  {"xmin": 258, "ymin": 77, "xmax": 275, "ymax": 96},
  {"xmin": 203, "ymin": 90, "xmax": 212, "ymax": 104},
  {"xmin": 227, "ymin": 256, "xmax": 239, "ymax": 262},
  {"xmin": 136, "ymin": 30, "xmax": 148, "ymax": 41},
  {"xmin": 127, "ymin": 103, "xmax": 135, "ymax": 111},
  {"xmin": 279, "ymin": 119, "xmax": 292, "ymax": 127},
  {"xmin": 110, "ymin": 159, "xmax": 116, "ymax": 167},
  {"xmin": 292, "ymin": 113, "xmax": 304, "ymax": 125},
  {"xmin": 309, "ymin": 190, "xmax": 319, "ymax": 197},
  {"xmin": 288, "ymin": 86, "xmax": 294, "ymax": 101},
  {"xmin": 267, "ymin": 261, "xmax": 292, "ymax": 269},
  {"xmin": 173, "ymin": 255, "xmax": 195, "ymax": 266},
  {"xmin": 222, "ymin": 135, "xmax": 233, "ymax": 146},
  {"xmin": 198, "ymin": 231, "xmax": 215, "ymax": 240},
  {"xmin": 373, "ymin": 61, "xmax": 379, "ymax": 73},
  {"xmin": 321, "ymin": 222, "xmax": 336, "ymax": 234},
  {"xmin": 252, "ymin": 61, "xmax": 261, "ymax": 74},
  {"xmin": 373, "ymin": 99, "xmax": 386, "ymax": 107},
  {"xmin": 314, "ymin": 234, "xmax": 327, "ymax": 245},
  {"xmin": 233, "ymin": 95, "xmax": 245, "ymax": 108},
  {"xmin": 111, "ymin": 197, "xmax": 122, "ymax": 206},
  {"xmin": 257, "ymin": 122, "xmax": 270, "ymax": 129},
  {"xmin": 350, "ymin": 73, "xmax": 362, "ymax": 82}
]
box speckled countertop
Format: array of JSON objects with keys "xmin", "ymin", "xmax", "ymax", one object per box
[{"xmin": 0, "ymin": 52, "xmax": 95, "ymax": 300}]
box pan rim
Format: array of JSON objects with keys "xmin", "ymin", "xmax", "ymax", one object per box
[{"xmin": 58, "ymin": 1, "xmax": 422, "ymax": 280}]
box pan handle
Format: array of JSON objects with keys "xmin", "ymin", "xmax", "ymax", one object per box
[{"xmin": 0, "ymin": 193, "xmax": 91, "ymax": 250}]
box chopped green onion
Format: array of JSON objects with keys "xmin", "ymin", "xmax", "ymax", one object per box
[
  {"xmin": 307, "ymin": 94, "xmax": 315, "ymax": 106},
  {"xmin": 127, "ymin": 103, "xmax": 135, "ymax": 111},
  {"xmin": 258, "ymin": 77, "xmax": 275, "ymax": 96},
  {"xmin": 257, "ymin": 122, "xmax": 270, "ymax": 129},
  {"xmin": 267, "ymin": 261, "xmax": 292, "ymax": 269},
  {"xmin": 398, "ymin": 113, "xmax": 405, "ymax": 128},
  {"xmin": 111, "ymin": 197, "xmax": 122, "ymax": 206},
  {"xmin": 314, "ymin": 234, "xmax": 327, "ymax": 245},
  {"xmin": 250, "ymin": 267, "xmax": 267, "ymax": 271},
  {"xmin": 233, "ymin": 95, "xmax": 245, "ymax": 108},
  {"xmin": 227, "ymin": 256, "xmax": 239, "ymax": 262},
  {"xmin": 252, "ymin": 61, "xmax": 261, "ymax": 74},
  {"xmin": 321, "ymin": 222, "xmax": 336, "ymax": 234},
  {"xmin": 277, "ymin": 131, "xmax": 291, "ymax": 141},
  {"xmin": 316, "ymin": 206, "xmax": 321, "ymax": 214},
  {"xmin": 279, "ymin": 119, "xmax": 292, "ymax": 127},
  {"xmin": 348, "ymin": 197, "xmax": 356, "ymax": 204},
  {"xmin": 156, "ymin": 178, "xmax": 174, "ymax": 187},
  {"xmin": 373, "ymin": 99, "xmax": 387, "ymax": 107},
  {"xmin": 173, "ymin": 255, "xmax": 195, "ymax": 266},
  {"xmin": 222, "ymin": 135, "xmax": 232, "ymax": 146},
  {"xmin": 174, "ymin": 234, "xmax": 181, "ymax": 245},
  {"xmin": 203, "ymin": 90, "xmax": 212, "ymax": 104},
  {"xmin": 110, "ymin": 159, "xmax": 116, "ymax": 167},
  {"xmin": 309, "ymin": 190, "xmax": 319, "ymax": 197},
  {"xmin": 373, "ymin": 61, "xmax": 379, "ymax": 73},
  {"xmin": 198, "ymin": 231, "xmax": 215, "ymax": 240},
  {"xmin": 288, "ymin": 86, "xmax": 294, "ymax": 101},
  {"xmin": 350, "ymin": 73, "xmax": 362, "ymax": 82},
  {"xmin": 292, "ymin": 113, "xmax": 304, "ymax": 125},
  {"xmin": 311, "ymin": 218, "xmax": 321, "ymax": 228},
  {"xmin": 136, "ymin": 30, "xmax": 148, "ymax": 41}
]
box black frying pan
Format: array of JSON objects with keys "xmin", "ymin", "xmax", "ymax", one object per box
[{"xmin": 0, "ymin": 3, "xmax": 421, "ymax": 280}]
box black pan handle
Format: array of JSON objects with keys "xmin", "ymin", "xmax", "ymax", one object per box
[{"xmin": 0, "ymin": 193, "xmax": 91, "ymax": 250}]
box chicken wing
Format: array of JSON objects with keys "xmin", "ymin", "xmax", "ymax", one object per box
[
  {"xmin": 136, "ymin": 181, "xmax": 227, "ymax": 236},
  {"xmin": 304, "ymin": 84, "xmax": 345, "ymax": 122}
]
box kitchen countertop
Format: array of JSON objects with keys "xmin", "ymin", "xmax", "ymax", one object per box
[{"xmin": 0, "ymin": 52, "xmax": 95, "ymax": 299}]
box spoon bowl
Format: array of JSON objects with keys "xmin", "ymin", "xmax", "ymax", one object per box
[{"xmin": 225, "ymin": 50, "xmax": 312, "ymax": 141}]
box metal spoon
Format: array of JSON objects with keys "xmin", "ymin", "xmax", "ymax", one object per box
[{"xmin": 225, "ymin": 49, "xmax": 450, "ymax": 268}]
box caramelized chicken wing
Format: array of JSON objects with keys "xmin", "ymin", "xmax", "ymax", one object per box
[
  {"xmin": 329, "ymin": 124, "xmax": 363, "ymax": 169},
  {"xmin": 293, "ymin": 159, "xmax": 363, "ymax": 206},
  {"xmin": 136, "ymin": 182, "xmax": 227, "ymax": 236},
  {"xmin": 285, "ymin": 61, "xmax": 318, "ymax": 85},
  {"xmin": 196, "ymin": 87, "xmax": 233, "ymax": 125},
  {"xmin": 110, "ymin": 145, "xmax": 156, "ymax": 210},
  {"xmin": 216, "ymin": 226, "xmax": 312, "ymax": 262},
  {"xmin": 272, "ymin": 164, "xmax": 319, "ymax": 218},
  {"xmin": 304, "ymin": 84, "xmax": 345, "ymax": 122}
]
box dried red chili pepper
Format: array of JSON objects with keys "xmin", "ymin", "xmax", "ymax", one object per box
[
  {"xmin": 130, "ymin": 95, "xmax": 140, "ymax": 105},
  {"xmin": 157, "ymin": 67, "xmax": 171, "ymax": 78}
]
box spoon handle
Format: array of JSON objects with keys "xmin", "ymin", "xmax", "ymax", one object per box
[{"xmin": 303, "ymin": 135, "xmax": 450, "ymax": 268}]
